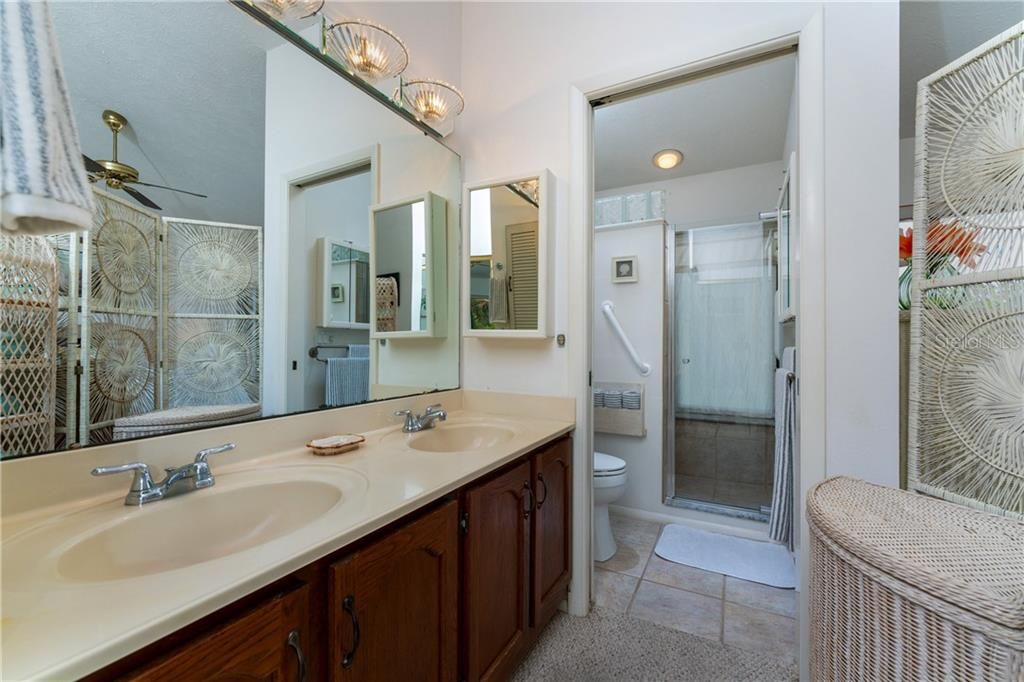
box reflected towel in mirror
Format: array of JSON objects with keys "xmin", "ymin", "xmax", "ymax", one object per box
[
  {"xmin": 489, "ymin": 271, "xmax": 508, "ymax": 324},
  {"xmin": 325, "ymin": 356, "xmax": 369, "ymax": 407}
]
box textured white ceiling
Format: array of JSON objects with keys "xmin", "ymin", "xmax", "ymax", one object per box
[
  {"xmin": 594, "ymin": 53, "xmax": 795, "ymax": 192},
  {"xmin": 900, "ymin": 1, "xmax": 1022, "ymax": 139},
  {"xmin": 51, "ymin": 1, "xmax": 281, "ymax": 225}
]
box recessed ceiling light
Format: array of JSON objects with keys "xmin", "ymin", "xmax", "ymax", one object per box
[{"xmin": 653, "ymin": 149, "xmax": 683, "ymax": 170}]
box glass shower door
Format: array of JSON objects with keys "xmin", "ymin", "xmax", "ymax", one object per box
[{"xmin": 673, "ymin": 222, "xmax": 776, "ymax": 515}]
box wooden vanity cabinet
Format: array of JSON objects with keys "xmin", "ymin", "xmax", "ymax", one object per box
[
  {"xmin": 328, "ymin": 500, "xmax": 459, "ymax": 681},
  {"xmin": 123, "ymin": 582, "xmax": 309, "ymax": 682},
  {"xmin": 462, "ymin": 438, "xmax": 573, "ymax": 682},
  {"xmin": 531, "ymin": 437, "xmax": 573, "ymax": 629},
  {"xmin": 88, "ymin": 435, "xmax": 572, "ymax": 682}
]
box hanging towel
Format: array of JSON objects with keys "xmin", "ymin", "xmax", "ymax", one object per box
[
  {"xmin": 325, "ymin": 356, "xmax": 369, "ymax": 407},
  {"xmin": 348, "ymin": 343, "xmax": 369, "ymax": 358},
  {"xmin": 1, "ymin": 1, "xmax": 94, "ymax": 235},
  {"xmin": 489, "ymin": 270, "xmax": 509, "ymax": 324},
  {"xmin": 769, "ymin": 349, "xmax": 796, "ymax": 549}
]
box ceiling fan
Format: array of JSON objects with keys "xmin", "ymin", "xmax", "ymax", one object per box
[{"xmin": 82, "ymin": 109, "xmax": 207, "ymax": 211}]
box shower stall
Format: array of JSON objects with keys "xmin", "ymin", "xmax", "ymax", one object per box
[{"xmin": 669, "ymin": 219, "xmax": 777, "ymax": 518}]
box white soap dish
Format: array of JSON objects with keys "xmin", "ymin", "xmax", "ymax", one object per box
[{"xmin": 306, "ymin": 434, "xmax": 365, "ymax": 456}]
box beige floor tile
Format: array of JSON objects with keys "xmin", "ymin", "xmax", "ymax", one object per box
[
  {"xmin": 723, "ymin": 602, "xmax": 797, "ymax": 660},
  {"xmin": 643, "ymin": 553, "xmax": 724, "ymax": 598},
  {"xmin": 593, "ymin": 568, "xmax": 640, "ymax": 613},
  {"xmin": 595, "ymin": 538, "xmax": 652, "ymax": 577},
  {"xmin": 628, "ymin": 580, "xmax": 723, "ymax": 641},
  {"xmin": 725, "ymin": 577, "xmax": 797, "ymax": 618}
]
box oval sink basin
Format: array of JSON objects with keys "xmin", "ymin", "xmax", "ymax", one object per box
[
  {"xmin": 399, "ymin": 424, "xmax": 516, "ymax": 453},
  {"xmin": 57, "ymin": 479, "xmax": 342, "ymax": 582}
]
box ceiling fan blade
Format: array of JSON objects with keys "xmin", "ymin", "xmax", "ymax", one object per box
[
  {"xmin": 131, "ymin": 181, "xmax": 207, "ymax": 199},
  {"xmin": 82, "ymin": 155, "xmax": 104, "ymax": 173},
  {"xmin": 122, "ymin": 185, "xmax": 162, "ymax": 211}
]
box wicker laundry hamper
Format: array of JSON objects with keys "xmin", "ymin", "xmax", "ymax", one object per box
[{"xmin": 808, "ymin": 477, "xmax": 1024, "ymax": 681}]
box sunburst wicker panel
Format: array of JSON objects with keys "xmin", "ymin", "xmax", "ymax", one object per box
[
  {"xmin": 164, "ymin": 219, "xmax": 261, "ymax": 316},
  {"xmin": 88, "ymin": 191, "xmax": 159, "ymax": 315},
  {"xmin": 909, "ymin": 22, "xmax": 1024, "ymax": 519},
  {"xmin": 164, "ymin": 317, "xmax": 260, "ymax": 407},
  {"xmin": 0, "ymin": 233, "xmax": 58, "ymax": 457},
  {"xmin": 85, "ymin": 312, "xmax": 158, "ymax": 441}
]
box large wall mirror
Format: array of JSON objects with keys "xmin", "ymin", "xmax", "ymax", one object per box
[
  {"xmin": 0, "ymin": 2, "xmax": 460, "ymax": 460},
  {"xmin": 463, "ymin": 171, "xmax": 554, "ymax": 338}
]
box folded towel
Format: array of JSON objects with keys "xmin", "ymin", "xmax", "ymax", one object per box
[
  {"xmin": 489, "ymin": 271, "xmax": 509, "ymax": 324},
  {"xmin": 348, "ymin": 343, "xmax": 369, "ymax": 358},
  {"xmin": 769, "ymin": 367, "xmax": 795, "ymax": 549},
  {"xmin": 325, "ymin": 356, "xmax": 368, "ymax": 407},
  {"xmin": 1, "ymin": 1, "xmax": 94, "ymax": 235}
]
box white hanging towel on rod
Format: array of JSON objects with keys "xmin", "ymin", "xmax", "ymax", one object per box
[{"xmin": 1, "ymin": 0, "xmax": 94, "ymax": 235}]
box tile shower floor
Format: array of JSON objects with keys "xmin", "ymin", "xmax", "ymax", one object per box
[
  {"xmin": 593, "ymin": 512, "xmax": 797, "ymax": 662},
  {"xmin": 675, "ymin": 418, "xmax": 774, "ymax": 511}
]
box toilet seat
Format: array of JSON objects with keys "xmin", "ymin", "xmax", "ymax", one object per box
[{"xmin": 594, "ymin": 452, "xmax": 626, "ymax": 477}]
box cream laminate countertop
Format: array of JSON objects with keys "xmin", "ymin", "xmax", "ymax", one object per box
[{"xmin": 1, "ymin": 408, "xmax": 573, "ymax": 680}]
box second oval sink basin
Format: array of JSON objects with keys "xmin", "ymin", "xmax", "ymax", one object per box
[{"xmin": 402, "ymin": 424, "xmax": 515, "ymax": 452}]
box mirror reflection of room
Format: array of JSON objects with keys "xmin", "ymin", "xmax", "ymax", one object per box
[
  {"xmin": 468, "ymin": 181, "xmax": 540, "ymax": 330},
  {"xmin": 0, "ymin": 1, "xmax": 460, "ymax": 459}
]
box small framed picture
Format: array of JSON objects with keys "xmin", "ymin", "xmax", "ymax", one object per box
[
  {"xmin": 330, "ymin": 283, "xmax": 345, "ymax": 303},
  {"xmin": 611, "ymin": 256, "xmax": 638, "ymax": 283}
]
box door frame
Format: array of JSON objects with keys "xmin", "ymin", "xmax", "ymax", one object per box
[{"xmin": 568, "ymin": 15, "xmax": 827, "ymax": 678}]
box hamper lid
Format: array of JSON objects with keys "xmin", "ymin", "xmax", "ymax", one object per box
[{"xmin": 807, "ymin": 476, "xmax": 1024, "ymax": 630}]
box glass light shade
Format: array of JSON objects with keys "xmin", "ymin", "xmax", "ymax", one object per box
[
  {"xmin": 257, "ymin": 0, "xmax": 323, "ymax": 21},
  {"xmin": 325, "ymin": 19, "xmax": 408, "ymax": 83},
  {"xmin": 397, "ymin": 79, "xmax": 465, "ymax": 125},
  {"xmin": 653, "ymin": 149, "xmax": 683, "ymax": 169}
]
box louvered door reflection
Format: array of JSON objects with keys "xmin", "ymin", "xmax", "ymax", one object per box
[{"xmin": 506, "ymin": 222, "xmax": 538, "ymax": 330}]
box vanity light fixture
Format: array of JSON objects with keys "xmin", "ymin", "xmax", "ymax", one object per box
[
  {"xmin": 652, "ymin": 149, "xmax": 684, "ymax": 170},
  {"xmin": 397, "ymin": 79, "xmax": 465, "ymax": 125},
  {"xmin": 324, "ymin": 19, "xmax": 409, "ymax": 83},
  {"xmin": 256, "ymin": 0, "xmax": 324, "ymax": 21}
]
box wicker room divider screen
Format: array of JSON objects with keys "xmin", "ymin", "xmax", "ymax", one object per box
[{"xmin": 907, "ymin": 22, "xmax": 1024, "ymax": 521}]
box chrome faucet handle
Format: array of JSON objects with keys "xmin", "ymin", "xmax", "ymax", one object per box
[
  {"xmin": 91, "ymin": 462, "xmax": 158, "ymax": 506},
  {"xmin": 394, "ymin": 409, "xmax": 417, "ymax": 432},
  {"xmin": 394, "ymin": 409, "xmax": 413, "ymax": 417},
  {"xmin": 424, "ymin": 404, "xmax": 444, "ymax": 413},
  {"xmin": 194, "ymin": 442, "xmax": 236, "ymax": 464}
]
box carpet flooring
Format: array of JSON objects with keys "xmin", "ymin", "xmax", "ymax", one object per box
[{"xmin": 512, "ymin": 609, "xmax": 798, "ymax": 681}]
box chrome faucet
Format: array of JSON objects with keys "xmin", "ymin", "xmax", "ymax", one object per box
[
  {"xmin": 394, "ymin": 404, "xmax": 448, "ymax": 433},
  {"xmin": 92, "ymin": 443, "xmax": 236, "ymax": 506}
]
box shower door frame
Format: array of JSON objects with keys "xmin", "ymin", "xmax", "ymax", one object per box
[{"xmin": 663, "ymin": 223, "xmax": 775, "ymax": 523}]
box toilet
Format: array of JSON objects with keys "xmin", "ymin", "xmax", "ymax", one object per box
[{"xmin": 593, "ymin": 451, "xmax": 628, "ymax": 562}]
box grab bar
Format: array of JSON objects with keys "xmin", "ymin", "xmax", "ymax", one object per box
[{"xmin": 601, "ymin": 300, "xmax": 651, "ymax": 377}]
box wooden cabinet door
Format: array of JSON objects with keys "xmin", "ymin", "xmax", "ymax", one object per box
[
  {"xmin": 532, "ymin": 437, "xmax": 572, "ymax": 628},
  {"xmin": 463, "ymin": 460, "xmax": 532, "ymax": 682},
  {"xmin": 126, "ymin": 584, "xmax": 309, "ymax": 682},
  {"xmin": 329, "ymin": 500, "xmax": 459, "ymax": 682}
]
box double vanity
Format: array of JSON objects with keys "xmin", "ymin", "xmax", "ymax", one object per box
[{"xmin": 0, "ymin": 391, "xmax": 575, "ymax": 680}]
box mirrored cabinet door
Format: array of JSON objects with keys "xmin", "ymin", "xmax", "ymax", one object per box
[
  {"xmin": 370, "ymin": 193, "xmax": 448, "ymax": 338},
  {"xmin": 463, "ymin": 170, "xmax": 554, "ymax": 338}
]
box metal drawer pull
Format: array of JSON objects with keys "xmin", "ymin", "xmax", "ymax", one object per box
[
  {"xmin": 536, "ymin": 473, "xmax": 548, "ymax": 509},
  {"xmin": 287, "ymin": 630, "xmax": 306, "ymax": 682},
  {"xmin": 522, "ymin": 482, "xmax": 534, "ymax": 519},
  {"xmin": 341, "ymin": 595, "xmax": 360, "ymax": 668}
]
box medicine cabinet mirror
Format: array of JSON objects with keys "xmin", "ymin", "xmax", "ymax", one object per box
[
  {"xmin": 463, "ymin": 170, "xmax": 554, "ymax": 338},
  {"xmin": 370, "ymin": 193, "xmax": 448, "ymax": 338}
]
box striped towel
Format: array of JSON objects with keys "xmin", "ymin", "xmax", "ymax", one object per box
[
  {"xmin": 769, "ymin": 351, "xmax": 796, "ymax": 549},
  {"xmin": 348, "ymin": 344, "xmax": 369, "ymax": 358},
  {"xmin": 325, "ymin": 356, "xmax": 368, "ymax": 407},
  {"xmin": 1, "ymin": 1, "xmax": 94, "ymax": 235}
]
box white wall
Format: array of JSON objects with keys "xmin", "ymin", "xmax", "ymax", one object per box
[
  {"xmin": 455, "ymin": 3, "xmax": 821, "ymax": 397},
  {"xmin": 264, "ymin": 42, "xmax": 461, "ymax": 416},
  {"xmin": 597, "ymin": 161, "xmax": 784, "ymax": 230},
  {"xmin": 592, "ymin": 221, "xmax": 665, "ymax": 513}
]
